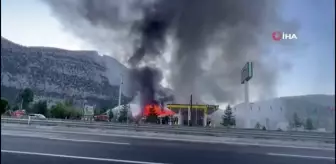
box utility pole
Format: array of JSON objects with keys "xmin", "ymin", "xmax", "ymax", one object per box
[
  {"xmin": 127, "ymin": 104, "xmax": 129, "ymax": 124},
  {"xmin": 189, "ymin": 94, "xmax": 192, "ymax": 126},
  {"xmin": 118, "ymin": 73, "xmax": 123, "ymax": 107},
  {"xmin": 20, "ymin": 99, "xmax": 23, "ymax": 110},
  {"xmin": 118, "ymin": 73, "xmax": 123, "ymax": 122}
]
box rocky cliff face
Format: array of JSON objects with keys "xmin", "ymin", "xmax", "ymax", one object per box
[{"xmin": 1, "ymin": 37, "xmax": 133, "ymax": 108}]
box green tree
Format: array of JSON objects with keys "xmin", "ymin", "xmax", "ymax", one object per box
[
  {"xmin": 20, "ymin": 88, "xmax": 34, "ymax": 109},
  {"xmin": 64, "ymin": 99, "xmax": 74, "ymax": 107},
  {"xmin": 108, "ymin": 110, "xmax": 114, "ymax": 121},
  {"xmin": 118, "ymin": 104, "xmax": 129, "ymax": 122},
  {"xmin": 5, "ymin": 103, "xmax": 11, "ymax": 115},
  {"xmin": 146, "ymin": 106, "xmax": 158, "ymax": 123},
  {"xmin": 65, "ymin": 102, "xmax": 82, "ymax": 119},
  {"xmin": 305, "ymin": 118, "xmax": 314, "ymax": 130},
  {"xmin": 49, "ymin": 102, "xmax": 81, "ymax": 119},
  {"xmin": 11, "ymin": 105, "xmax": 19, "ymax": 111},
  {"xmin": 0, "ymin": 98, "xmax": 9, "ymax": 115},
  {"xmin": 254, "ymin": 122, "xmax": 261, "ymax": 129},
  {"xmin": 101, "ymin": 106, "xmax": 110, "ymax": 113},
  {"xmin": 66, "ymin": 106, "xmax": 82, "ymax": 119},
  {"xmin": 94, "ymin": 108, "xmax": 102, "ymax": 115},
  {"xmin": 221, "ymin": 105, "xmax": 236, "ymax": 127},
  {"xmin": 50, "ymin": 103, "xmax": 67, "ymax": 119},
  {"xmin": 32, "ymin": 100, "xmax": 48, "ymax": 117},
  {"xmin": 292, "ymin": 112, "xmax": 302, "ymax": 129}
]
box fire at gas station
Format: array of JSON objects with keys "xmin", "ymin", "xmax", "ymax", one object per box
[
  {"xmin": 140, "ymin": 96, "xmax": 219, "ymax": 127},
  {"xmin": 167, "ymin": 103, "xmax": 219, "ymax": 127}
]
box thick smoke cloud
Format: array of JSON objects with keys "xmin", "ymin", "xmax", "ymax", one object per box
[
  {"xmin": 127, "ymin": 2, "xmax": 174, "ymax": 108},
  {"xmin": 130, "ymin": 66, "xmax": 163, "ymax": 107},
  {"xmin": 128, "ymin": 4, "xmax": 172, "ymax": 66},
  {"xmin": 42, "ymin": 0, "xmax": 299, "ymax": 104}
]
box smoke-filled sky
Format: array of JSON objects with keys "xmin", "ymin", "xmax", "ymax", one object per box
[{"xmin": 1, "ymin": 0, "xmax": 335, "ymax": 105}]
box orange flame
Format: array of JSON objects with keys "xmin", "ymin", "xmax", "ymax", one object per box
[{"xmin": 143, "ymin": 103, "xmax": 175, "ymax": 117}]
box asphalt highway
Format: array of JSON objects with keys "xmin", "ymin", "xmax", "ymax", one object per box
[{"xmin": 1, "ymin": 128, "xmax": 335, "ymax": 164}]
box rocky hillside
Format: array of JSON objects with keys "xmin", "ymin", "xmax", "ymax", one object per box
[{"xmin": 1, "ymin": 37, "xmax": 134, "ymax": 108}]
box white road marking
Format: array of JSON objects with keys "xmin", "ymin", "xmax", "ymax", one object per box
[
  {"xmin": 267, "ymin": 153, "xmax": 335, "ymax": 160},
  {"xmin": 222, "ymin": 141, "xmax": 335, "ymax": 151},
  {"xmin": 1, "ymin": 150, "xmax": 169, "ymax": 164},
  {"xmin": 47, "ymin": 137, "xmax": 131, "ymax": 145},
  {"xmin": 1, "ymin": 133, "xmax": 130, "ymax": 145},
  {"xmin": 2, "ymin": 128, "xmax": 335, "ymax": 151}
]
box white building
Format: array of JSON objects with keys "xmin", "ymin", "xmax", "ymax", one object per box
[{"xmin": 211, "ymin": 94, "xmax": 335, "ymax": 131}]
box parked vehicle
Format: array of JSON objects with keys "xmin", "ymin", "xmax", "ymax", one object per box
[
  {"xmin": 28, "ymin": 114, "xmax": 46, "ymax": 120},
  {"xmin": 11, "ymin": 110, "xmax": 26, "ymax": 118},
  {"xmin": 94, "ymin": 114, "xmax": 109, "ymax": 122}
]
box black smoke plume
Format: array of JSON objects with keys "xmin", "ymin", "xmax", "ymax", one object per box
[
  {"xmin": 43, "ymin": 0, "xmax": 299, "ymax": 104},
  {"xmin": 127, "ymin": 3, "xmax": 172, "ymax": 109},
  {"xmin": 130, "ymin": 66, "xmax": 163, "ymax": 108},
  {"xmin": 128, "ymin": 5, "xmax": 171, "ymax": 66}
]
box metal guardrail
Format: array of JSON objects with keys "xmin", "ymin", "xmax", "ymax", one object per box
[
  {"xmin": 2, "ymin": 117, "xmax": 334, "ymax": 136},
  {"xmin": 1, "ymin": 118, "xmax": 335, "ymax": 143},
  {"xmin": 5, "ymin": 117, "xmax": 331, "ymax": 135}
]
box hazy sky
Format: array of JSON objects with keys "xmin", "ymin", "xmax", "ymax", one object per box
[{"xmin": 1, "ymin": 0, "xmax": 335, "ymax": 100}]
